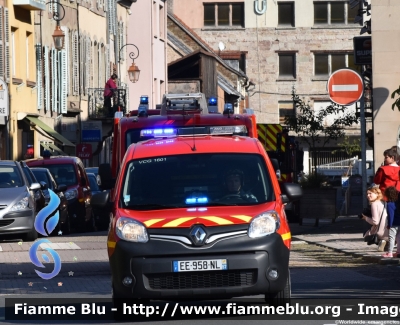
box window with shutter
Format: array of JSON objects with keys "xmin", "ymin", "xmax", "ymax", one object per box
[
  {"xmin": 121, "ymin": 22, "xmax": 125, "ymax": 61},
  {"xmin": 0, "ymin": 7, "xmax": 3, "ymax": 78},
  {"xmin": 52, "ymin": 48, "xmax": 58, "ymax": 112},
  {"xmin": 44, "ymin": 46, "xmax": 50, "ymax": 111},
  {"xmin": 72, "ymin": 31, "xmax": 79, "ymax": 95},
  {"xmin": 80, "ymin": 34, "xmax": 84, "ymax": 95},
  {"xmin": 61, "ymin": 26, "xmax": 70, "ymax": 96},
  {"xmin": 36, "ymin": 44, "xmax": 43, "ymax": 110},
  {"xmin": 99, "ymin": 44, "xmax": 104, "ymax": 88},
  {"xmin": 85, "ymin": 37, "xmax": 91, "ymax": 94},
  {"xmin": 59, "ymin": 50, "xmax": 67, "ymax": 113},
  {"xmin": 105, "ymin": 44, "xmax": 109, "ymax": 82},
  {"xmin": 4, "ymin": 7, "xmax": 9, "ymax": 83}
]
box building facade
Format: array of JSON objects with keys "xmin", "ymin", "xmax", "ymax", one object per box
[
  {"xmin": 169, "ymin": 0, "xmax": 371, "ymax": 173},
  {"xmin": 127, "ymin": 0, "xmax": 167, "ymax": 110}
]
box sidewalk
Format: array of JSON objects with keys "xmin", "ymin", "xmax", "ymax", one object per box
[{"xmin": 290, "ymin": 216, "xmax": 400, "ymax": 265}]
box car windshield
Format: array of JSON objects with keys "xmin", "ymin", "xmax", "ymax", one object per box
[
  {"xmin": 0, "ymin": 166, "xmax": 23, "ymax": 188},
  {"xmin": 88, "ymin": 175, "xmax": 100, "ymax": 191},
  {"xmin": 44, "ymin": 164, "xmax": 77, "ymax": 186},
  {"xmin": 31, "ymin": 170, "xmax": 54, "ymax": 190},
  {"xmin": 120, "ymin": 153, "xmax": 273, "ymax": 210}
]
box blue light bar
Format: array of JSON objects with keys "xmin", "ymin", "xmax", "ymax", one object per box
[
  {"xmin": 140, "ymin": 128, "xmax": 177, "ymax": 138},
  {"xmin": 208, "ymin": 97, "xmax": 217, "ymax": 105},
  {"xmin": 140, "ymin": 96, "xmax": 149, "ymax": 104},
  {"xmin": 185, "ymin": 197, "xmax": 209, "ymax": 205}
]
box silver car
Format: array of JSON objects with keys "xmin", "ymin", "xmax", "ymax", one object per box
[{"xmin": 0, "ymin": 161, "xmax": 41, "ymax": 241}]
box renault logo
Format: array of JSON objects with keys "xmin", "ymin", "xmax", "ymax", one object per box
[{"xmin": 190, "ymin": 226, "xmax": 206, "ymax": 246}]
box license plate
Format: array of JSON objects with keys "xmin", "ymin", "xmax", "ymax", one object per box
[{"xmin": 173, "ymin": 259, "xmax": 228, "ymax": 272}]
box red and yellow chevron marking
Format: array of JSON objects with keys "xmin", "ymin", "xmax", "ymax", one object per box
[
  {"xmin": 257, "ymin": 124, "xmax": 284, "ymax": 152},
  {"xmin": 142, "ymin": 215, "xmax": 253, "ymax": 228}
]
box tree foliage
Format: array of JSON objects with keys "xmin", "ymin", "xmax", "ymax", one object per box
[
  {"xmin": 332, "ymin": 136, "xmax": 361, "ymax": 157},
  {"xmin": 284, "ymin": 88, "xmax": 359, "ymax": 151}
]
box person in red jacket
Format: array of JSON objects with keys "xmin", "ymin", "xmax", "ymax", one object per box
[
  {"xmin": 103, "ymin": 74, "xmax": 118, "ymax": 117},
  {"xmin": 374, "ymin": 147, "xmax": 400, "ymax": 198}
]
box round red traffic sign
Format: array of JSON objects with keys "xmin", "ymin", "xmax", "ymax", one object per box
[{"xmin": 327, "ymin": 69, "xmax": 364, "ymax": 105}]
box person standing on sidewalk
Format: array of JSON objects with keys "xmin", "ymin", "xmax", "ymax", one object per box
[
  {"xmin": 374, "ymin": 148, "xmax": 400, "ymax": 199},
  {"xmin": 382, "ymin": 186, "xmax": 400, "ymax": 258},
  {"xmin": 362, "ymin": 185, "xmax": 389, "ymax": 252}
]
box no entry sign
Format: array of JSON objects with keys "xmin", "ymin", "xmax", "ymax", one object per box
[{"xmin": 327, "ymin": 69, "xmax": 364, "ymax": 106}]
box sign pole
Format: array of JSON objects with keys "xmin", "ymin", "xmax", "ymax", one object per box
[{"xmin": 360, "ymin": 95, "xmax": 367, "ymax": 209}]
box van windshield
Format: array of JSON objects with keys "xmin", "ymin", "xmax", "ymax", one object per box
[
  {"xmin": 43, "ymin": 164, "xmax": 77, "ymax": 186},
  {"xmin": 120, "ymin": 153, "xmax": 274, "ymax": 210}
]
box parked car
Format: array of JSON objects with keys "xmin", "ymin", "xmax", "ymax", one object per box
[
  {"xmin": 0, "ymin": 161, "xmax": 41, "ymax": 241},
  {"xmin": 87, "ymin": 172, "xmax": 109, "ymax": 231},
  {"xmin": 25, "ymin": 156, "xmax": 94, "ymax": 232},
  {"xmin": 85, "ymin": 167, "xmax": 100, "ymax": 185},
  {"xmin": 31, "ymin": 167, "xmax": 70, "ymax": 235},
  {"xmin": 19, "ymin": 161, "xmax": 46, "ymax": 216}
]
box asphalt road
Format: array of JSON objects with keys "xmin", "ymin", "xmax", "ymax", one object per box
[{"xmin": 1, "ymin": 232, "xmax": 400, "ymax": 324}]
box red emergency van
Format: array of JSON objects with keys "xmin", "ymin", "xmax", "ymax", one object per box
[{"xmin": 92, "ymin": 128, "xmax": 302, "ymax": 306}]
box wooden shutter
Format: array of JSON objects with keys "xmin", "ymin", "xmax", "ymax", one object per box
[
  {"xmin": 61, "ymin": 26, "xmax": 70, "ymax": 95},
  {"xmin": 59, "ymin": 50, "xmax": 67, "ymax": 113},
  {"xmin": 85, "ymin": 37, "xmax": 90, "ymax": 94},
  {"xmin": 72, "ymin": 31, "xmax": 79, "ymax": 95},
  {"xmin": 36, "ymin": 44, "xmax": 43, "ymax": 110},
  {"xmin": 0, "ymin": 7, "xmax": 3, "ymax": 79},
  {"xmin": 4, "ymin": 7, "xmax": 9, "ymax": 83},
  {"xmin": 44, "ymin": 46, "xmax": 50, "ymax": 111},
  {"xmin": 52, "ymin": 48, "xmax": 58, "ymax": 112},
  {"xmin": 80, "ymin": 35, "xmax": 84, "ymax": 95}
]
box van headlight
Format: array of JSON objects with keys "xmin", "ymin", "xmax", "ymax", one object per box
[
  {"xmin": 64, "ymin": 189, "xmax": 78, "ymax": 200},
  {"xmin": 10, "ymin": 196, "xmax": 30, "ymax": 211},
  {"xmin": 248, "ymin": 211, "xmax": 280, "ymax": 238},
  {"xmin": 116, "ymin": 217, "xmax": 148, "ymax": 243}
]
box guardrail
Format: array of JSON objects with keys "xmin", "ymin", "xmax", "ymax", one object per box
[{"xmin": 87, "ymin": 88, "xmax": 127, "ymax": 119}]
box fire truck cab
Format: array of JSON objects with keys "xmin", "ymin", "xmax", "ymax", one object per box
[{"xmin": 92, "ymin": 97, "xmax": 303, "ymax": 306}]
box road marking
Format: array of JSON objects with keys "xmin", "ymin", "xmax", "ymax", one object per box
[
  {"xmin": 39, "ymin": 242, "xmax": 81, "ymax": 250},
  {"xmin": 332, "ymin": 85, "xmax": 358, "ymax": 91},
  {"xmin": 0, "ymin": 246, "xmax": 2, "ymax": 251}
]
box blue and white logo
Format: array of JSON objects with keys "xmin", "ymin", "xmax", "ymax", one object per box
[{"xmin": 28, "ymin": 189, "xmax": 62, "ymax": 280}]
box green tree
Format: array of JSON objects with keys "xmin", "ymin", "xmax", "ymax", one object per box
[{"xmin": 284, "ymin": 88, "xmax": 359, "ymax": 173}]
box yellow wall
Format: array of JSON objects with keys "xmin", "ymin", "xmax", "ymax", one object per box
[{"xmin": 8, "ymin": 5, "xmax": 37, "ymax": 159}]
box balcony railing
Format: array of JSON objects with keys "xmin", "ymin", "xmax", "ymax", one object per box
[{"xmin": 88, "ymin": 88, "xmax": 127, "ymax": 119}]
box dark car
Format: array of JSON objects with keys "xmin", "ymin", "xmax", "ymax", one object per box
[
  {"xmin": 87, "ymin": 173, "xmax": 109, "ymax": 231},
  {"xmin": 31, "ymin": 167, "xmax": 71, "ymax": 235},
  {"xmin": 85, "ymin": 167, "xmax": 100, "ymax": 185},
  {"xmin": 0, "ymin": 161, "xmax": 41, "ymax": 241},
  {"xmin": 25, "ymin": 156, "xmax": 94, "ymax": 232},
  {"xmin": 19, "ymin": 161, "xmax": 46, "ymax": 216}
]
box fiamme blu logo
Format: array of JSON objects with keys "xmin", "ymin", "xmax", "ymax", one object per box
[{"xmin": 28, "ymin": 189, "xmax": 62, "ymax": 280}]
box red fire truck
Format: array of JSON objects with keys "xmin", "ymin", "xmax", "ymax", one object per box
[{"xmin": 101, "ymin": 93, "xmax": 258, "ymax": 182}]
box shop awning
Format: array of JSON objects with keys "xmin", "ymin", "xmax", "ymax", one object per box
[
  {"xmin": 25, "ymin": 116, "xmax": 75, "ymax": 147},
  {"xmin": 48, "ymin": 143, "xmax": 68, "ymax": 156}
]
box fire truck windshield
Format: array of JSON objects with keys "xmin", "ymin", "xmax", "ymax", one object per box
[{"xmin": 120, "ymin": 153, "xmax": 273, "ymax": 210}]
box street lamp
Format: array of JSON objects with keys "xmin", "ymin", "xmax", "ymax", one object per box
[
  {"xmin": 119, "ymin": 43, "xmax": 140, "ymax": 83},
  {"xmin": 45, "ymin": 0, "xmax": 66, "ymax": 50}
]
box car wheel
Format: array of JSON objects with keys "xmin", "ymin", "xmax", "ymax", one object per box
[
  {"xmin": 265, "ymin": 269, "xmax": 291, "ymax": 306},
  {"xmin": 23, "ymin": 227, "xmax": 38, "ymax": 242}
]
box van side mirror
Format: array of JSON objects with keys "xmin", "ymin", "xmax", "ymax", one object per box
[{"xmin": 98, "ymin": 163, "xmax": 116, "ymax": 190}]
